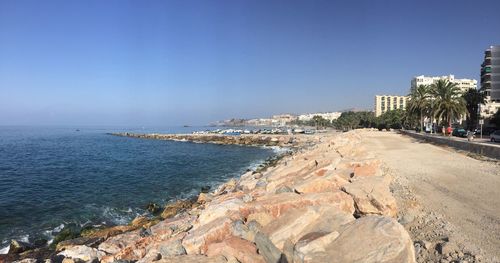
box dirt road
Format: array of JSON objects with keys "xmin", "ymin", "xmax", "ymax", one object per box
[{"xmin": 363, "ymin": 131, "xmax": 500, "ymax": 262}]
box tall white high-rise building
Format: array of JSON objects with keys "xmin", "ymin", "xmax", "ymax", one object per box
[
  {"xmin": 480, "ymin": 45, "xmax": 500, "ymax": 120},
  {"xmin": 374, "ymin": 95, "xmax": 409, "ymax": 117},
  {"xmin": 411, "ymin": 74, "xmax": 477, "ymax": 93}
]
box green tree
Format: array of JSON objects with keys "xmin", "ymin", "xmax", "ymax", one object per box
[
  {"xmin": 312, "ymin": 115, "xmax": 330, "ymax": 129},
  {"xmin": 407, "ymin": 84, "xmax": 430, "ymax": 132},
  {"xmin": 377, "ymin": 109, "xmax": 406, "ymax": 130},
  {"xmin": 462, "ymin": 88, "xmax": 486, "ymax": 131},
  {"xmin": 429, "ymin": 79, "xmax": 467, "ymax": 128}
]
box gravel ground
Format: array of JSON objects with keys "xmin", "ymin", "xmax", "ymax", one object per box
[{"xmin": 362, "ymin": 130, "xmax": 500, "ymax": 263}]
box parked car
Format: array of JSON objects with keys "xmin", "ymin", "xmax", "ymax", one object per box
[
  {"xmin": 452, "ymin": 128, "xmax": 467, "ymax": 138},
  {"xmin": 490, "ymin": 130, "xmax": 500, "ymax": 142},
  {"xmin": 483, "ymin": 127, "xmax": 496, "ymax": 136}
]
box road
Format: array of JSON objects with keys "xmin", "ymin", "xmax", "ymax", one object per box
[{"xmin": 362, "ymin": 131, "xmax": 500, "ymax": 261}]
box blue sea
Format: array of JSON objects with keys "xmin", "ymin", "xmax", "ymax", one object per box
[{"xmin": 0, "ymin": 126, "xmax": 276, "ymax": 253}]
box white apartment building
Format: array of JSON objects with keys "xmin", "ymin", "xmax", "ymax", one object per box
[
  {"xmin": 411, "ymin": 75, "xmax": 477, "ymax": 94},
  {"xmin": 297, "ymin": 112, "xmax": 341, "ymax": 122},
  {"xmin": 374, "ymin": 95, "xmax": 409, "ymax": 117}
]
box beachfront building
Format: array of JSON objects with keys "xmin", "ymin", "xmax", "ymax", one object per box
[
  {"xmin": 374, "ymin": 95, "xmax": 409, "ymax": 117},
  {"xmin": 480, "ymin": 45, "xmax": 500, "ymax": 120},
  {"xmin": 297, "ymin": 112, "xmax": 341, "ymax": 122},
  {"xmin": 271, "ymin": 114, "xmax": 298, "ymax": 126},
  {"xmin": 411, "ymin": 75, "xmax": 477, "ymax": 94}
]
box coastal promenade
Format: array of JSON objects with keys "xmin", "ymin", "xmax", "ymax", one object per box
[
  {"xmin": 4, "ymin": 131, "xmax": 418, "ymax": 263},
  {"xmin": 363, "ymin": 131, "xmax": 499, "ymax": 262},
  {"xmin": 399, "ymin": 130, "xmax": 500, "ymax": 159}
]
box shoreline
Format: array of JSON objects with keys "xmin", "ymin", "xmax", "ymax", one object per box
[
  {"xmin": 4, "ymin": 130, "xmax": 418, "ymax": 263},
  {"xmin": 0, "ymin": 134, "xmax": 295, "ymax": 261}
]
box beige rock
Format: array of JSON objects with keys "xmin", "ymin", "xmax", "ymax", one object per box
[
  {"xmin": 206, "ymin": 236, "xmax": 265, "ymax": 263},
  {"xmin": 182, "ymin": 217, "xmax": 233, "ymax": 254},
  {"xmin": 254, "ymin": 232, "xmax": 283, "ymax": 263},
  {"xmin": 161, "ymin": 200, "xmax": 193, "ymax": 219},
  {"xmin": 246, "ymin": 212, "xmax": 274, "ymax": 227},
  {"xmin": 293, "ymin": 174, "xmax": 348, "ymax": 194},
  {"xmin": 97, "ymin": 230, "xmax": 141, "ymax": 255},
  {"xmin": 131, "ymin": 216, "xmax": 149, "ymax": 228},
  {"xmin": 156, "ymin": 254, "xmax": 227, "ymax": 263},
  {"xmin": 261, "ymin": 206, "xmax": 354, "ymax": 250},
  {"xmin": 342, "ymin": 176, "xmax": 397, "ymax": 217},
  {"xmin": 197, "ymin": 192, "xmax": 213, "ymax": 203},
  {"xmin": 81, "ymin": 225, "xmax": 135, "ymax": 239},
  {"xmin": 150, "ymin": 215, "xmax": 194, "ymax": 238},
  {"xmin": 352, "ymin": 159, "xmax": 382, "ymax": 178},
  {"xmin": 242, "ymin": 191, "xmax": 355, "ymax": 219},
  {"xmin": 57, "ymin": 245, "xmax": 105, "ymax": 263},
  {"xmin": 296, "ymin": 216, "xmax": 415, "ymax": 263},
  {"xmin": 214, "ymin": 178, "xmax": 237, "ymax": 195},
  {"xmin": 197, "ymin": 199, "xmax": 244, "ymax": 226},
  {"xmin": 293, "ymin": 231, "xmax": 342, "ymax": 262},
  {"xmin": 56, "ymin": 236, "xmax": 104, "ymax": 252}
]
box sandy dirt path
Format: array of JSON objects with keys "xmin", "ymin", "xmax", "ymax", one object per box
[{"xmin": 362, "ymin": 131, "xmax": 500, "ymax": 262}]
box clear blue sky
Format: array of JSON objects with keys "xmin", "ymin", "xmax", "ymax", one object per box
[{"xmin": 1, "ymin": 0, "xmax": 499, "ymax": 126}]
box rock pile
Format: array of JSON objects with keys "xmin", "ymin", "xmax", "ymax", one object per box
[
  {"xmin": 110, "ymin": 133, "xmax": 297, "ymax": 147},
  {"xmin": 12, "ymin": 131, "xmax": 416, "ymax": 263}
]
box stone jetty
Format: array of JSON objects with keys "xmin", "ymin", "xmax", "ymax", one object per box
[
  {"xmin": 109, "ymin": 133, "xmax": 299, "ymax": 147},
  {"xmin": 6, "ymin": 131, "xmax": 416, "ymax": 263}
]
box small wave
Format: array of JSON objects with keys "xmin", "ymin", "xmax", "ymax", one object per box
[
  {"xmin": 0, "ymin": 234, "xmax": 30, "ymax": 254},
  {"xmin": 246, "ymin": 159, "xmax": 267, "ymax": 171},
  {"xmin": 19, "ymin": 234, "xmax": 29, "ymax": 243},
  {"xmin": 53, "ymin": 223, "xmax": 65, "ymax": 233},
  {"xmin": 265, "ymin": 145, "xmax": 291, "ymax": 155},
  {"xmin": 100, "ymin": 206, "xmax": 137, "ymax": 225},
  {"xmin": 0, "ymin": 245, "xmax": 9, "ymax": 255}
]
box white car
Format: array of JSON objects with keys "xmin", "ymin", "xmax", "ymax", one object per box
[{"xmin": 490, "ymin": 130, "xmax": 500, "ymax": 142}]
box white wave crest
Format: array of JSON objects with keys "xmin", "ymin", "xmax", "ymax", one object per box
[{"xmin": 0, "ymin": 245, "xmax": 9, "ymax": 255}]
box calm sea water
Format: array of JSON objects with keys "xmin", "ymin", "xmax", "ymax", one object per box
[{"xmin": 0, "ymin": 126, "xmax": 276, "ymax": 252}]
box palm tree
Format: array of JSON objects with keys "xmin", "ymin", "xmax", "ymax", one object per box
[
  {"xmin": 407, "ymin": 84, "xmax": 430, "ymax": 132},
  {"xmin": 429, "ymin": 79, "xmax": 467, "ymax": 130},
  {"xmin": 462, "ymin": 88, "xmax": 486, "ymax": 131}
]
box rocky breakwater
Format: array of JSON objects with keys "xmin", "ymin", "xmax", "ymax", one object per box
[
  {"xmin": 109, "ymin": 133, "xmax": 299, "ymax": 147},
  {"xmin": 13, "ymin": 131, "xmax": 416, "ymax": 263}
]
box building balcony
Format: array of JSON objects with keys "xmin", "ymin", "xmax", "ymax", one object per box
[{"xmin": 481, "ymin": 74, "xmax": 491, "ymax": 82}]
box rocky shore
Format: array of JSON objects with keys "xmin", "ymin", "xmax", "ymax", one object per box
[
  {"xmin": 109, "ymin": 133, "xmax": 300, "ymax": 147},
  {"xmin": 4, "ymin": 131, "xmax": 416, "ymax": 263}
]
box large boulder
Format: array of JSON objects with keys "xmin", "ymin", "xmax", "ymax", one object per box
[
  {"xmin": 158, "ymin": 238, "xmax": 187, "ymax": 258},
  {"xmin": 97, "ymin": 230, "xmax": 141, "ymax": 254},
  {"xmin": 261, "ymin": 206, "xmax": 355, "ymax": 250},
  {"xmin": 197, "ymin": 199, "xmax": 244, "ymax": 226},
  {"xmin": 161, "ymin": 200, "xmax": 193, "ymax": 219},
  {"xmin": 156, "ymin": 254, "xmax": 228, "ymax": 263},
  {"xmin": 342, "ymin": 176, "xmax": 397, "ymax": 217},
  {"xmin": 242, "ymin": 191, "xmax": 355, "ymax": 220},
  {"xmin": 81, "ymin": 225, "xmax": 135, "ymax": 239},
  {"xmin": 9, "ymin": 240, "xmax": 34, "ymax": 254},
  {"xmin": 56, "ymin": 236, "xmax": 104, "ymax": 251},
  {"xmin": 254, "ymin": 232, "xmax": 284, "ymax": 263},
  {"xmin": 294, "ymin": 216, "xmax": 415, "ymax": 263},
  {"xmin": 293, "ymin": 174, "xmax": 348, "ymax": 194},
  {"xmin": 206, "ymin": 236, "xmax": 265, "ymax": 263},
  {"xmin": 182, "ymin": 217, "xmax": 233, "ymax": 254},
  {"xmin": 57, "ymin": 245, "xmax": 105, "ymax": 263}
]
